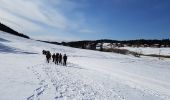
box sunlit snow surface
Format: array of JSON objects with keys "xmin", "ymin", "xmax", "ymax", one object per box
[
  {"xmin": 0, "ymin": 31, "xmax": 170, "ymax": 100},
  {"xmin": 121, "ymin": 47, "xmax": 170, "ymax": 56}
]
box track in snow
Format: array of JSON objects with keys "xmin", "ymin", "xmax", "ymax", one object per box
[
  {"xmin": 26, "ymin": 61, "xmax": 169, "ymax": 100},
  {"xmin": 26, "ymin": 62, "xmax": 126, "ymax": 100}
]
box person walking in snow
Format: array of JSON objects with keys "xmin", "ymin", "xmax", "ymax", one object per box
[
  {"xmin": 42, "ymin": 50, "xmax": 47, "ymax": 55},
  {"xmin": 42, "ymin": 50, "xmax": 45, "ymax": 55},
  {"xmin": 63, "ymin": 54, "xmax": 67, "ymax": 66},
  {"xmin": 46, "ymin": 51, "xmax": 51, "ymax": 63},
  {"xmin": 52, "ymin": 53, "xmax": 56, "ymax": 62},
  {"xmin": 59, "ymin": 53, "xmax": 62, "ymax": 64},
  {"xmin": 55, "ymin": 53, "xmax": 59, "ymax": 64}
]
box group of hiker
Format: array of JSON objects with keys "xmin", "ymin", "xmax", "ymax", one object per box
[{"xmin": 42, "ymin": 50, "xmax": 68, "ymax": 66}]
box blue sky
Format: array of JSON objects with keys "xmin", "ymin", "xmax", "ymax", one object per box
[{"xmin": 0, "ymin": 0, "xmax": 170, "ymax": 41}]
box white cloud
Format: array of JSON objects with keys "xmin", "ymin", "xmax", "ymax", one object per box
[
  {"xmin": 0, "ymin": 0, "xmax": 94, "ymax": 40},
  {"xmin": 0, "ymin": 0, "xmax": 69, "ymax": 31},
  {"xmin": 0, "ymin": 9, "xmax": 42, "ymax": 33}
]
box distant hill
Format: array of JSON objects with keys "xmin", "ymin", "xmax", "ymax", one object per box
[
  {"xmin": 38, "ymin": 39, "xmax": 170, "ymax": 53},
  {"xmin": 63, "ymin": 39, "xmax": 170, "ymax": 49},
  {"xmin": 0, "ymin": 22, "xmax": 30, "ymax": 39}
]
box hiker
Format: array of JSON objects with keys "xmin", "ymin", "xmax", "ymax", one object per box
[
  {"xmin": 52, "ymin": 53, "xmax": 56, "ymax": 62},
  {"xmin": 55, "ymin": 53, "xmax": 59, "ymax": 64},
  {"xmin": 59, "ymin": 53, "xmax": 62, "ymax": 64},
  {"xmin": 46, "ymin": 51, "xmax": 51, "ymax": 63},
  {"xmin": 63, "ymin": 54, "xmax": 67, "ymax": 66},
  {"xmin": 42, "ymin": 50, "xmax": 47, "ymax": 55}
]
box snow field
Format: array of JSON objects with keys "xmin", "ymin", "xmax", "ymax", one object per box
[{"xmin": 0, "ymin": 32, "xmax": 170, "ymax": 100}]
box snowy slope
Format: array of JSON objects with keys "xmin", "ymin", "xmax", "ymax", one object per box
[
  {"xmin": 0, "ymin": 31, "xmax": 170, "ymax": 100},
  {"xmin": 120, "ymin": 47, "xmax": 170, "ymax": 56}
]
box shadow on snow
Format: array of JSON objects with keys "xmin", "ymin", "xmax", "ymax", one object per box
[
  {"xmin": 0, "ymin": 43, "xmax": 38, "ymax": 54},
  {"xmin": 0, "ymin": 37, "xmax": 10, "ymax": 42}
]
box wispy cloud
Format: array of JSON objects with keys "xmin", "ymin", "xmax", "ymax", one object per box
[
  {"xmin": 0, "ymin": 0, "xmax": 68, "ymax": 30},
  {"xmin": 0, "ymin": 0, "xmax": 92, "ymax": 40},
  {"xmin": 0, "ymin": 8, "xmax": 42, "ymax": 33}
]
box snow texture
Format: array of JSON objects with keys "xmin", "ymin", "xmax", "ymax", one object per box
[
  {"xmin": 0, "ymin": 31, "xmax": 170, "ymax": 100},
  {"xmin": 121, "ymin": 47, "xmax": 170, "ymax": 56}
]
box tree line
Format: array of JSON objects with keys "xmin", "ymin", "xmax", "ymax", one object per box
[
  {"xmin": 61, "ymin": 39, "xmax": 170, "ymax": 49},
  {"xmin": 0, "ymin": 22, "xmax": 30, "ymax": 39},
  {"xmin": 39, "ymin": 39, "xmax": 170, "ymax": 52}
]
